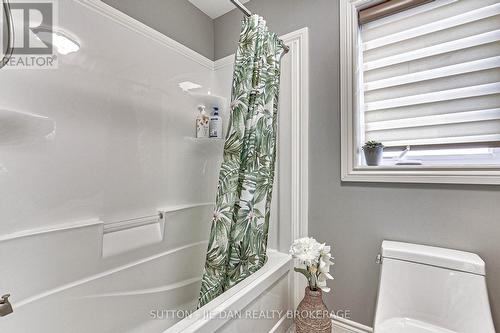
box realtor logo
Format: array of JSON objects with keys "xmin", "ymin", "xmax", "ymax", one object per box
[
  {"xmin": 1, "ymin": 1, "xmax": 57, "ymax": 68},
  {"xmin": 8, "ymin": 2, "xmax": 53, "ymax": 54}
]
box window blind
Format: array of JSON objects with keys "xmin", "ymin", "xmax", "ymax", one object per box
[{"xmin": 360, "ymin": 0, "xmax": 500, "ymax": 150}]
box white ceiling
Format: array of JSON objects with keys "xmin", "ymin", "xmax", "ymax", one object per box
[{"xmin": 188, "ymin": 0, "xmax": 250, "ymax": 19}]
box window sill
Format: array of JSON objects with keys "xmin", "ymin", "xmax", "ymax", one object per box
[
  {"xmin": 339, "ymin": 0, "xmax": 500, "ymax": 186},
  {"xmin": 342, "ymin": 165, "xmax": 500, "ymax": 185}
]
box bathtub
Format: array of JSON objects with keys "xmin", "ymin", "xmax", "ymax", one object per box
[
  {"xmin": 0, "ymin": 213, "xmax": 292, "ymax": 333},
  {"xmin": 167, "ymin": 250, "xmax": 292, "ymax": 333}
]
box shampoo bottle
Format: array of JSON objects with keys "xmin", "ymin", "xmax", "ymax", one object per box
[
  {"xmin": 196, "ymin": 105, "xmax": 209, "ymax": 138},
  {"xmin": 209, "ymin": 107, "xmax": 223, "ymax": 139}
]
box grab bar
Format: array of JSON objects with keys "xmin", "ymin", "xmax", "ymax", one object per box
[
  {"xmin": 102, "ymin": 202, "xmax": 213, "ymax": 234},
  {"xmin": 103, "ymin": 213, "xmax": 163, "ymax": 234}
]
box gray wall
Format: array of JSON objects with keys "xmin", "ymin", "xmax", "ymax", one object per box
[
  {"xmin": 214, "ymin": 0, "xmax": 500, "ymax": 328},
  {"xmin": 102, "ymin": 0, "xmax": 214, "ymax": 60}
]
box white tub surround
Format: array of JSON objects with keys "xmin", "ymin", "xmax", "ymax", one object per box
[{"xmin": 0, "ymin": 1, "xmax": 308, "ymax": 332}]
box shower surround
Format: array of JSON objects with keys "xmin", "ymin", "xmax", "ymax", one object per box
[{"xmin": 0, "ymin": 1, "xmax": 308, "ymax": 332}]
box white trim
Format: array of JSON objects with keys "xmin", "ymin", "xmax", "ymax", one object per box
[
  {"xmin": 74, "ymin": 0, "xmax": 214, "ymax": 70},
  {"xmin": 287, "ymin": 317, "xmax": 373, "ymax": 333},
  {"xmin": 332, "ymin": 316, "xmax": 373, "ymax": 333},
  {"xmin": 340, "ymin": 0, "xmax": 500, "ymax": 185},
  {"xmin": 341, "ymin": 0, "xmax": 361, "ymax": 184},
  {"xmin": 345, "ymin": 167, "xmax": 500, "ymax": 185},
  {"xmin": 269, "ymin": 315, "xmax": 292, "ymax": 333},
  {"xmin": 279, "ymin": 27, "xmax": 310, "ymax": 309}
]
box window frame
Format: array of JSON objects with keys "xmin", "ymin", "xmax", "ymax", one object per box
[{"xmin": 340, "ymin": 0, "xmax": 500, "ymax": 185}]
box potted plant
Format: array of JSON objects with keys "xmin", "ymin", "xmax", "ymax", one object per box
[
  {"xmin": 362, "ymin": 140, "xmax": 384, "ymax": 166},
  {"xmin": 290, "ymin": 237, "xmax": 334, "ymax": 333}
]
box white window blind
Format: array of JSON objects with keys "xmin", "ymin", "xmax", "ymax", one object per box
[{"xmin": 360, "ymin": 0, "xmax": 500, "ymax": 150}]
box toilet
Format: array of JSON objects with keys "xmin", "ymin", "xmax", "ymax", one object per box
[{"xmin": 374, "ymin": 241, "xmax": 496, "ymax": 333}]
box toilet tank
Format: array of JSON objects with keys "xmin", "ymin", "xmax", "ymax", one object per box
[{"xmin": 374, "ymin": 241, "xmax": 495, "ymax": 333}]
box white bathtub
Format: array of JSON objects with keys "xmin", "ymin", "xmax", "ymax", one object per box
[
  {"xmin": 167, "ymin": 250, "xmax": 292, "ymax": 333},
  {"xmin": 0, "ymin": 212, "xmax": 292, "ymax": 333}
]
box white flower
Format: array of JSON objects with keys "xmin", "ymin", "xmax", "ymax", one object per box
[
  {"xmin": 289, "ymin": 237, "xmax": 323, "ymax": 266},
  {"xmin": 319, "ymin": 249, "xmax": 334, "ymax": 279},
  {"xmin": 317, "ymin": 273, "xmax": 331, "ymax": 293},
  {"xmin": 291, "ymin": 237, "xmax": 335, "ymax": 293},
  {"xmin": 317, "ymin": 245, "xmax": 334, "ymax": 292}
]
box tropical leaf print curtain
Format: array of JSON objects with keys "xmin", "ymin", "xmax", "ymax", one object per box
[{"xmin": 197, "ymin": 15, "xmax": 286, "ymax": 308}]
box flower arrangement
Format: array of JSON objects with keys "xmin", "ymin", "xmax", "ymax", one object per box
[{"xmin": 289, "ymin": 237, "xmax": 334, "ymax": 292}]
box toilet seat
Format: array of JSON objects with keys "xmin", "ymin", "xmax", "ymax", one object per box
[{"xmin": 377, "ymin": 318, "xmax": 457, "ymax": 333}]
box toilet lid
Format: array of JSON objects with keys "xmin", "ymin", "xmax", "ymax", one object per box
[{"xmin": 381, "ymin": 241, "xmax": 485, "ymax": 275}]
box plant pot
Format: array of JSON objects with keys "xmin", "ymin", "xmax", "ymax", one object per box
[
  {"xmin": 295, "ymin": 287, "xmax": 332, "ymax": 333},
  {"xmin": 363, "ymin": 146, "xmax": 384, "ymax": 166}
]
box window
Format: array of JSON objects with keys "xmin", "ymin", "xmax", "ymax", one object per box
[{"xmin": 340, "ymin": 0, "xmax": 500, "ymax": 184}]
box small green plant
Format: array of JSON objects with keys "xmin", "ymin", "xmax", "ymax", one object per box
[{"xmin": 362, "ymin": 140, "xmax": 384, "ymax": 150}]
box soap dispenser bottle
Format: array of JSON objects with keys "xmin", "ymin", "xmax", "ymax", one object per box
[
  {"xmin": 209, "ymin": 107, "xmax": 222, "ymax": 139},
  {"xmin": 196, "ymin": 105, "xmax": 209, "ymax": 138}
]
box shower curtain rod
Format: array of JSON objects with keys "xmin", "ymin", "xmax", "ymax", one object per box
[
  {"xmin": 229, "ymin": 0, "xmax": 290, "ymax": 54},
  {"xmin": 230, "ymin": 0, "xmax": 252, "ymax": 17}
]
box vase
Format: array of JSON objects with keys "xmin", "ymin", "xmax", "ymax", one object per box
[{"xmin": 295, "ymin": 287, "xmax": 332, "ymax": 333}]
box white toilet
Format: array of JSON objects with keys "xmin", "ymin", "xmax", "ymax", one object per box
[{"xmin": 374, "ymin": 241, "xmax": 496, "ymax": 333}]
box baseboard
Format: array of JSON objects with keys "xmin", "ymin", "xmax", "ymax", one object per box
[
  {"xmin": 332, "ymin": 316, "xmax": 373, "ymax": 333},
  {"xmin": 269, "ymin": 315, "xmax": 293, "ymax": 333}
]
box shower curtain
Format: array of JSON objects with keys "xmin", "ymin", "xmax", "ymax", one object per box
[{"xmin": 197, "ymin": 15, "xmax": 286, "ymax": 308}]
